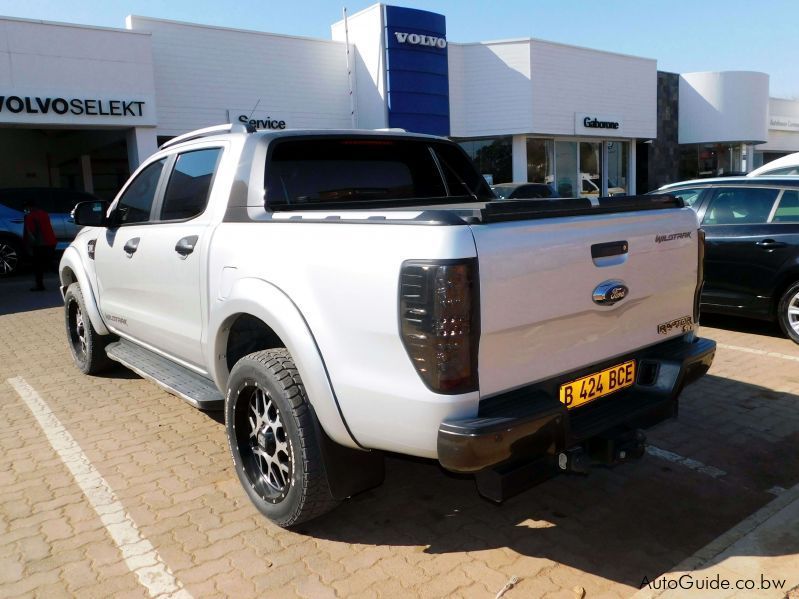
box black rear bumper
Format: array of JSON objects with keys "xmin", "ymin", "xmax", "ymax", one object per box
[{"xmin": 438, "ymin": 335, "xmax": 715, "ymax": 473}]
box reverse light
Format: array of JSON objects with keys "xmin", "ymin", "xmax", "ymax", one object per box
[{"xmin": 399, "ymin": 259, "xmax": 479, "ymax": 394}]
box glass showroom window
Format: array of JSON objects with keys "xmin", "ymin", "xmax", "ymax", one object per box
[
  {"xmin": 526, "ymin": 139, "xmax": 554, "ymax": 185},
  {"xmin": 458, "ymin": 137, "xmax": 512, "ymax": 185},
  {"xmin": 579, "ymin": 141, "xmax": 602, "ymax": 198},
  {"xmin": 607, "ymin": 141, "xmax": 629, "ymax": 195},
  {"xmin": 679, "ymin": 143, "xmax": 744, "ymax": 179}
]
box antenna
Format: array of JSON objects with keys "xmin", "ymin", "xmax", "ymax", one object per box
[
  {"xmin": 247, "ymin": 98, "xmax": 261, "ymax": 121},
  {"xmin": 343, "ymin": 7, "xmax": 357, "ymax": 128}
]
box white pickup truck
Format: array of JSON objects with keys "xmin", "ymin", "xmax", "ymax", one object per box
[{"xmin": 60, "ymin": 125, "xmax": 715, "ymax": 527}]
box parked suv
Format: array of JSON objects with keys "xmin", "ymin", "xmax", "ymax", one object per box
[
  {"xmin": 0, "ymin": 187, "xmax": 99, "ymax": 276},
  {"xmin": 658, "ymin": 177, "xmax": 799, "ymax": 343},
  {"xmin": 747, "ymin": 151, "xmax": 799, "ymax": 177}
]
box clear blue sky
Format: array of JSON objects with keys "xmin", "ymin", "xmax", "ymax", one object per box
[{"xmin": 2, "ymin": 0, "xmax": 796, "ymax": 98}]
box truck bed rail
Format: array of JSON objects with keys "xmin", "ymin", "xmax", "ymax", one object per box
[{"xmin": 479, "ymin": 194, "xmax": 684, "ymax": 224}]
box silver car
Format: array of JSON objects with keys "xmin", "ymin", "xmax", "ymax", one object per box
[{"xmin": 0, "ymin": 187, "xmax": 98, "ymax": 276}]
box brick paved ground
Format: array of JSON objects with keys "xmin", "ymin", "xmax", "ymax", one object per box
[{"xmin": 1, "ymin": 285, "xmax": 798, "ymax": 598}]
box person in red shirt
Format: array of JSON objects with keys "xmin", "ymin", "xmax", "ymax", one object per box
[{"xmin": 23, "ymin": 197, "xmax": 57, "ymax": 291}]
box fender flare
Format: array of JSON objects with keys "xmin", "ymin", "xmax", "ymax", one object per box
[
  {"xmin": 59, "ymin": 246, "xmax": 110, "ymax": 336},
  {"xmin": 209, "ymin": 277, "xmax": 361, "ymax": 450}
]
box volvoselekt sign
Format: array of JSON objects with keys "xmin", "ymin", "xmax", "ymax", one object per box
[
  {"xmin": 0, "ymin": 91, "xmax": 157, "ymax": 126},
  {"xmin": 0, "ymin": 95, "xmax": 145, "ymax": 117},
  {"xmin": 575, "ymin": 113, "xmax": 623, "ymax": 136}
]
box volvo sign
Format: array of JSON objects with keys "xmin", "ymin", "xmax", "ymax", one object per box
[{"xmin": 393, "ymin": 31, "xmax": 447, "ymax": 48}]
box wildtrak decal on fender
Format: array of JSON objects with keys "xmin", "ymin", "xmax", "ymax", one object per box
[
  {"xmin": 105, "ymin": 313, "xmax": 128, "ymax": 326},
  {"xmin": 655, "ymin": 231, "xmax": 692, "ymax": 243}
]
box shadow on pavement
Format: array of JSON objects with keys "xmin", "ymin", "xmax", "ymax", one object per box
[
  {"xmin": 701, "ymin": 312, "xmax": 785, "ymax": 339},
  {"xmin": 293, "ymin": 373, "xmax": 799, "ymax": 588},
  {"xmin": 0, "ymin": 271, "xmax": 62, "ymax": 316}
]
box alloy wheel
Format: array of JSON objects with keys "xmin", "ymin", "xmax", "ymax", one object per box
[
  {"xmin": 236, "ymin": 384, "xmax": 292, "ymax": 502},
  {"xmin": 68, "ymin": 299, "xmax": 87, "ymax": 359},
  {"xmin": 0, "ymin": 242, "xmax": 18, "ymax": 275},
  {"xmin": 788, "ymin": 289, "xmax": 799, "ymax": 335}
]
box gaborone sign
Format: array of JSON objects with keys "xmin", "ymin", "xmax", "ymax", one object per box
[{"xmin": 575, "ymin": 113, "xmax": 623, "ymax": 136}]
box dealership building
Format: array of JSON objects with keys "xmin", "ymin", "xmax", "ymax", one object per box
[{"xmin": 1, "ymin": 4, "xmax": 797, "ymax": 200}]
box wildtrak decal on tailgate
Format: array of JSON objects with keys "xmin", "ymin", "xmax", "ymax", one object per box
[
  {"xmin": 658, "ymin": 315, "xmax": 693, "ymax": 335},
  {"xmin": 655, "ymin": 231, "xmax": 692, "ymax": 243}
]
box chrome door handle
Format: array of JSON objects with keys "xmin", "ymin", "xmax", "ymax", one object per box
[
  {"xmin": 175, "ymin": 235, "xmax": 198, "ymax": 257},
  {"xmin": 123, "ymin": 237, "xmax": 140, "ymax": 256},
  {"xmin": 755, "ymin": 239, "xmax": 787, "ymax": 250}
]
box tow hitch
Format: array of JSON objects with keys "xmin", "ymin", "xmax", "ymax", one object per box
[{"xmin": 475, "ymin": 428, "xmax": 647, "ymax": 502}]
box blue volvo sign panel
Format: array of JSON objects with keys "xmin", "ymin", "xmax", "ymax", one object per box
[{"xmin": 384, "ymin": 5, "xmax": 450, "ymax": 136}]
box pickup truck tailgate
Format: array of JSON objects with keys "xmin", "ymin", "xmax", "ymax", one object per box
[{"xmin": 472, "ymin": 205, "xmax": 700, "ymax": 397}]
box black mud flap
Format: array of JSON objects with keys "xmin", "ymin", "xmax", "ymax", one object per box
[{"xmin": 315, "ymin": 417, "xmax": 385, "ymax": 501}]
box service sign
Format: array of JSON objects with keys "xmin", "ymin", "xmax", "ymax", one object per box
[
  {"xmin": 227, "ymin": 109, "xmax": 287, "ymax": 130},
  {"xmin": 0, "ymin": 90, "xmax": 157, "ymax": 126},
  {"xmin": 575, "ymin": 113, "xmax": 623, "ymax": 136}
]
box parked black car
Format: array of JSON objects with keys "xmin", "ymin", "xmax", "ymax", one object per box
[
  {"xmin": 657, "ymin": 177, "xmax": 799, "ymax": 343},
  {"xmin": 491, "ymin": 182, "xmax": 560, "ymax": 199}
]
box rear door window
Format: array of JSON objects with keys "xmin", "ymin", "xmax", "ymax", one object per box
[
  {"xmin": 772, "ymin": 190, "xmax": 799, "ymax": 223},
  {"xmin": 702, "ymin": 187, "xmax": 780, "ymax": 225},
  {"xmin": 160, "ymin": 148, "xmax": 222, "ymax": 221}
]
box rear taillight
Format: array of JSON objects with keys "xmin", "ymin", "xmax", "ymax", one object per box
[
  {"xmin": 694, "ymin": 229, "xmax": 706, "ymax": 326},
  {"xmin": 399, "ymin": 259, "xmax": 479, "ymax": 394}
]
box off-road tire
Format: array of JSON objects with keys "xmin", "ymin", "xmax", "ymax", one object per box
[
  {"xmin": 64, "ymin": 283, "xmax": 113, "ymax": 374},
  {"xmin": 777, "ymin": 281, "xmax": 799, "ymax": 344},
  {"xmin": 225, "ymin": 348, "xmax": 338, "ymax": 528}
]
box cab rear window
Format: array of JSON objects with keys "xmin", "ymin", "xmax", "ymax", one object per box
[{"xmin": 264, "ymin": 138, "xmax": 493, "ymax": 209}]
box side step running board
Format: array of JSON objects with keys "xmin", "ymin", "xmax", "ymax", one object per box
[{"xmin": 106, "ymin": 340, "xmax": 224, "ymax": 411}]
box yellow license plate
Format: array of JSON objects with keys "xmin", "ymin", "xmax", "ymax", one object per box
[{"xmin": 559, "ymin": 360, "xmax": 636, "ymax": 409}]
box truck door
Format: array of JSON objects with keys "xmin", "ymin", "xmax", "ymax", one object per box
[
  {"xmin": 131, "ymin": 146, "xmax": 223, "ymax": 368},
  {"xmin": 94, "ymin": 158, "xmax": 168, "ymax": 344}
]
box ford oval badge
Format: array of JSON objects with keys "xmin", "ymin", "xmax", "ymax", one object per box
[{"xmin": 593, "ymin": 280, "xmax": 629, "ymax": 306}]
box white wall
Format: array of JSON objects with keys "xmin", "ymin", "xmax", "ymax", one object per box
[
  {"xmin": 679, "ymin": 71, "xmax": 769, "ymax": 145},
  {"xmin": 128, "ymin": 16, "xmax": 353, "ymax": 136},
  {"xmin": 449, "ymin": 38, "xmax": 656, "ymax": 140},
  {"xmin": 0, "ymin": 17, "xmax": 157, "ymax": 127},
  {"xmin": 529, "ymin": 40, "xmax": 656, "ymax": 139},
  {"xmin": 758, "ymin": 97, "xmax": 799, "ymax": 152},
  {"xmin": 449, "ymin": 41, "xmax": 533, "ymax": 137},
  {"xmin": 331, "ymin": 5, "xmax": 387, "ymax": 130}
]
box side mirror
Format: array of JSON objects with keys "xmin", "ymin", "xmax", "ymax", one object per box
[{"xmin": 72, "ymin": 200, "xmax": 109, "ymax": 227}]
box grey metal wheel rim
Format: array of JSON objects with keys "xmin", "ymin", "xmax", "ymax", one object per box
[
  {"xmin": 248, "ymin": 386, "xmax": 292, "ymax": 497},
  {"xmin": 74, "ymin": 304, "xmax": 87, "ymax": 355},
  {"xmin": 788, "ymin": 289, "xmax": 799, "ymax": 335},
  {"xmin": 67, "ymin": 298, "xmax": 88, "ymax": 360},
  {"xmin": 0, "ymin": 242, "xmax": 18, "ymax": 275}
]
